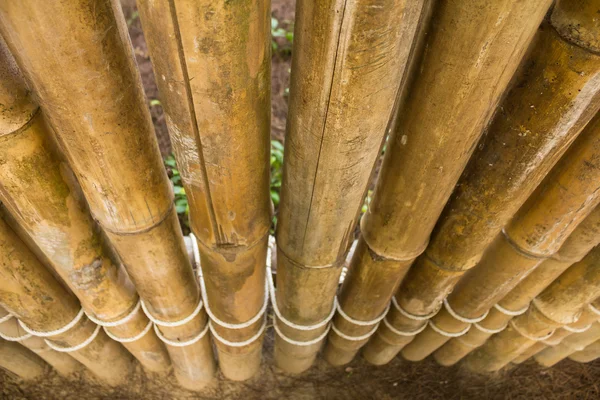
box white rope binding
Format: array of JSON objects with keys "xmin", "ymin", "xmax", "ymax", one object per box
[
  {"xmin": 391, "ymin": 296, "xmax": 438, "ymax": 321},
  {"xmin": 443, "ymin": 298, "xmax": 488, "ymax": 324},
  {"xmin": 588, "ymin": 303, "xmax": 600, "ymax": 316},
  {"xmin": 509, "ymin": 320, "xmax": 554, "ymax": 342},
  {"xmin": 382, "ymin": 317, "xmax": 428, "ymax": 337},
  {"xmin": 19, "ymin": 308, "xmax": 85, "ymax": 338},
  {"xmin": 474, "ymin": 322, "xmax": 507, "ymax": 334},
  {"xmin": 0, "ymin": 330, "xmax": 32, "ymax": 342},
  {"xmin": 153, "ymin": 323, "xmax": 210, "ymax": 348},
  {"xmin": 562, "ymin": 323, "xmax": 592, "ymax": 333},
  {"xmin": 494, "ymin": 303, "xmax": 529, "ymax": 316},
  {"xmin": 337, "ymin": 302, "xmax": 390, "ymax": 327},
  {"xmin": 428, "ymin": 320, "xmax": 470, "ymax": 338},
  {"xmin": 0, "ymin": 313, "xmax": 13, "ymax": 324},
  {"xmin": 86, "ymin": 299, "xmax": 142, "ymax": 327},
  {"xmin": 330, "ymin": 323, "xmax": 379, "ymax": 342},
  {"xmin": 104, "ymin": 321, "xmax": 153, "ymax": 343},
  {"xmin": 141, "ymin": 298, "xmax": 204, "ymax": 328},
  {"xmin": 272, "ymin": 317, "xmax": 331, "ymax": 347},
  {"xmin": 209, "ymin": 320, "xmax": 267, "ymax": 348},
  {"xmin": 44, "ymin": 324, "xmax": 101, "ymax": 353}
]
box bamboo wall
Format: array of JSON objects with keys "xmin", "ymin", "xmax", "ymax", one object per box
[{"xmin": 0, "ymin": 0, "xmax": 600, "ymax": 389}]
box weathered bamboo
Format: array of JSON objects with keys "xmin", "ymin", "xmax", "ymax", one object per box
[
  {"xmin": 534, "ymin": 322, "xmax": 600, "ymax": 367},
  {"xmin": 136, "ymin": 0, "xmax": 271, "ymax": 380},
  {"xmin": 274, "ymin": 0, "xmax": 433, "ymax": 373},
  {"xmin": 569, "ymin": 339, "xmax": 600, "ymax": 363},
  {"xmin": 399, "ymin": 106, "xmax": 600, "ymax": 363},
  {"xmin": 356, "ymin": 0, "xmax": 555, "ymax": 366},
  {"xmin": 465, "ymin": 242, "xmax": 600, "ymax": 372},
  {"xmin": 0, "ymin": 33, "xmax": 169, "ymax": 373},
  {"xmin": 0, "ymin": 0, "xmax": 215, "ymax": 389},
  {"xmin": 0, "ymin": 306, "xmax": 81, "ymax": 377},
  {"xmin": 389, "ymin": 0, "xmax": 600, "ymax": 351},
  {"xmin": 0, "ymin": 340, "xmax": 47, "ymax": 380},
  {"xmin": 434, "ymin": 205, "xmax": 600, "ymax": 366},
  {"xmin": 0, "ymin": 217, "xmax": 133, "ymax": 385}
]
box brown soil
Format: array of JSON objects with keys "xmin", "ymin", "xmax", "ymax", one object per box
[{"xmin": 2, "ymin": 1, "xmax": 600, "ymax": 399}]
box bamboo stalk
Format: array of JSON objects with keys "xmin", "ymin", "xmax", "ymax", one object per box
[
  {"xmin": 0, "ymin": 33, "xmax": 170, "ymax": 373},
  {"xmin": 273, "ymin": 0, "xmax": 433, "ymax": 373},
  {"xmin": 433, "ymin": 206, "xmax": 600, "ymax": 366},
  {"xmin": 136, "ymin": 0, "xmax": 271, "ymax": 380},
  {"xmin": 0, "ymin": 340, "xmax": 48, "ymax": 380},
  {"xmin": 465, "ymin": 243, "xmax": 600, "ymax": 372},
  {"xmin": 399, "ymin": 107, "xmax": 600, "ymax": 363},
  {"xmin": 534, "ymin": 322, "xmax": 600, "ymax": 367},
  {"xmin": 0, "ymin": 0, "xmax": 215, "ymax": 389},
  {"xmin": 569, "ymin": 339, "xmax": 600, "ymax": 363},
  {"xmin": 389, "ymin": 1, "xmax": 600, "ymax": 347},
  {"xmin": 353, "ymin": 0, "xmax": 555, "ymax": 365},
  {"xmin": 0, "ymin": 306, "xmax": 81, "ymax": 377},
  {"xmin": 0, "ymin": 217, "xmax": 133, "ymax": 385}
]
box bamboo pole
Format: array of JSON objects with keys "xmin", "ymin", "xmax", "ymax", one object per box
[
  {"xmin": 0, "ymin": 306, "xmax": 81, "ymax": 377},
  {"xmin": 433, "ymin": 205, "xmax": 600, "ymax": 366},
  {"xmin": 356, "ymin": 0, "xmax": 555, "ymax": 366},
  {"xmin": 534, "ymin": 321, "xmax": 600, "ymax": 367},
  {"xmin": 569, "ymin": 339, "xmax": 600, "ymax": 363},
  {"xmin": 398, "ymin": 107, "xmax": 600, "ymax": 363},
  {"xmin": 273, "ymin": 0, "xmax": 433, "ymax": 373},
  {"xmin": 386, "ymin": 0, "xmax": 600, "ymax": 357},
  {"xmin": 136, "ymin": 0, "xmax": 271, "ymax": 380},
  {"xmin": 465, "ymin": 243, "xmax": 600, "ymax": 372},
  {"xmin": 0, "ymin": 340, "xmax": 47, "ymax": 380},
  {"xmin": 0, "ymin": 33, "xmax": 170, "ymax": 373},
  {"xmin": 0, "ymin": 0, "xmax": 215, "ymax": 389},
  {"xmin": 0, "ymin": 217, "xmax": 133, "ymax": 385}
]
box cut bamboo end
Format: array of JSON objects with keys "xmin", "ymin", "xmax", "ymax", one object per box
[
  {"xmin": 0, "ymin": 340, "xmax": 48, "ymax": 380},
  {"xmin": 569, "ymin": 339, "xmax": 600, "ymax": 363}
]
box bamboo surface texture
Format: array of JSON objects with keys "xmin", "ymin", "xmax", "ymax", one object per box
[
  {"xmin": 137, "ymin": 0, "xmax": 272, "ymax": 380},
  {"xmin": 0, "ymin": 340, "xmax": 48, "ymax": 380},
  {"xmin": 0, "ymin": 0, "xmax": 215, "ymax": 390}
]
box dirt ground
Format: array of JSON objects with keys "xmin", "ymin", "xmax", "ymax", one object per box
[{"xmin": 2, "ymin": 1, "xmax": 600, "ymax": 399}]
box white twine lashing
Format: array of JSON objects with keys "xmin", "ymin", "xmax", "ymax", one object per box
[
  {"xmin": 563, "ymin": 323, "xmax": 592, "ymax": 333},
  {"xmin": 0, "ymin": 313, "xmax": 13, "ymax": 324},
  {"xmin": 86, "ymin": 299, "xmax": 142, "ymax": 327},
  {"xmin": 391, "ymin": 296, "xmax": 438, "ymax": 321},
  {"xmin": 428, "ymin": 320, "xmax": 470, "ymax": 338},
  {"xmin": 474, "ymin": 322, "xmax": 506, "ymax": 334},
  {"xmin": 153, "ymin": 322, "xmax": 210, "ymax": 348},
  {"xmin": 330, "ymin": 322, "xmax": 379, "ymax": 342},
  {"xmin": 141, "ymin": 297, "xmax": 203, "ymax": 328},
  {"xmin": 209, "ymin": 319, "xmax": 267, "ymax": 347},
  {"xmin": 272, "ymin": 317, "xmax": 331, "ymax": 347},
  {"xmin": 104, "ymin": 321, "xmax": 153, "ymax": 343},
  {"xmin": 443, "ymin": 298, "xmax": 488, "ymax": 324},
  {"xmin": 44, "ymin": 324, "xmax": 101, "ymax": 353},
  {"xmin": 494, "ymin": 303, "xmax": 529, "ymax": 316},
  {"xmin": 0, "ymin": 330, "xmax": 32, "ymax": 342},
  {"xmin": 19, "ymin": 308, "xmax": 85, "ymax": 338},
  {"xmin": 509, "ymin": 320, "xmax": 554, "ymax": 342},
  {"xmin": 382, "ymin": 317, "xmax": 428, "ymax": 337}
]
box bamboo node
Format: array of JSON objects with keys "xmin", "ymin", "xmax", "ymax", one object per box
[
  {"xmin": 141, "ymin": 297, "xmax": 204, "ymax": 328},
  {"xmin": 192, "ymin": 233, "xmax": 269, "ymax": 330},
  {"xmin": 428, "ymin": 321, "xmax": 470, "ymax": 338},
  {"xmin": 0, "ymin": 330, "xmax": 32, "ymax": 342},
  {"xmin": 85, "ymin": 299, "xmax": 142, "ymax": 327},
  {"xmin": 562, "ymin": 324, "xmax": 592, "ymax": 333},
  {"xmin": 509, "ymin": 320, "xmax": 555, "ymax": 342},
  {"xmin": 44, "ymin": 324, "xmax": 101, "ymax": 353},
  {"xmin": 336, "ymin": 302, "xmax": 390, "ymax": 327},
  {"xmin": 18, "ymin": 308, "xmax": 85, "ymax": 337},
  {"xmin": 103, "ymin": 321, "xmax": 153, "ymax": 343},
  {"xmin": 209, "ymin": 320, "xmax": 267, "ymax": 348},
  {"xmin": 494, "ymin": 303, "xmax": 529, "ymax": 316},
  {"xmin": 443, "ymin": 298, "xmax": 489, "ymax": 323},
  {"xmin": 391, "ymin": 296, "xmax": 439, "ymax": 321},
  {"xmin": 153, "ymin": 322, "xmax": 209, "ymax": 348},
  {"xmin": 330, "ymin": 322, "xmax": 379, "ymax": 342},
  {"xmin": 382, "ymin": 317, "xmax": 428, "ymax": 337},
  {"xmin": 473, "ymin": 323, "xmax": 507, "ymax": 334}
]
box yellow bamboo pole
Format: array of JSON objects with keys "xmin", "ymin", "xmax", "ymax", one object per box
[
  {"xmin": 0, "ymin": 306, "xmax": 81, "ymax": 377},
  {"xmin": 465, "ymin": 243, "xmax": 600, "ymax": 372},
  {"xmin": 0, "ymin": 340, "xmax": 48, "ymax": 380},
  {"xmin": 136, "ymin": 0, "xmax": 271, "ymax": 380},
  {"xmin": 534, "ymin": 321, "xmax": 600, "ymax": 367},
  {"xmin": 433, "ymin": 205, "xmax": 600, "ymax": 366},
  {"xmin": 398, "ymin": 107, "xmax": 600, "ymax": 363},
  {"xmin": 355, "ymin": 0, "xmax": 555, "ymax": 366},
  {"xmin": 274, "ymin": 0, "xmax": 433, "ymax": 372},
  {"xmin": 0, "ymin": 33, "xmax": 169, "ymax": 373},
  {"xmin": 569, "ymin": 339, "xmax": 600, "ymax": 363},
  {"xmin": 0, "ymin": 0, "xmax": 215, "ymax": 390},
  {"xmin": 0, "ymin": 217, "xmax": 133, "ymax": 385},
  {"xmin": 386, "ymin": 0, "xmax": 600, "ymax": 357}
]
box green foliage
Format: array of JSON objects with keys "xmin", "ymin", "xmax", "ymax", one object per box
[
  {"xmin": 271, "ymin": 17, "xmax": 293, "ymax": 55},
  {"xmin": 270, "ymin": 140, "xmax": 284, "ymax": 233},
  {"xmin": 361, "ymin": 190, "xmax": 373, "ymax": 214},
  {"xmin": 127, "ymin": 10, "xmax": 139, "ymax": 27},
  {"xmin": 150, "ymin": 99, "xmax": 162, "ymax": 107},
  {"xmin": 164, "ymin": 154, "xmax": 190, "ymax": 231}
]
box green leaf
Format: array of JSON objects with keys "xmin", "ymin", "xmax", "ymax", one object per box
[
  {"xmin": 285, "ymin": 32, "xmax": 294, "ymax": 43},
  {"xmin": 271, "ymin": 17, "xmax": 278, "ymax": 30},
  {"xmin": 270, "ymin": 190, "xmax": 280, "ymax": 206},
  {"xmin": 150, "ymin": 99, "xmax": 161, "ymax": 107},
  {"xmin": 271, "ymin": 140, "xmax": 284, "ymax": 152}
]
